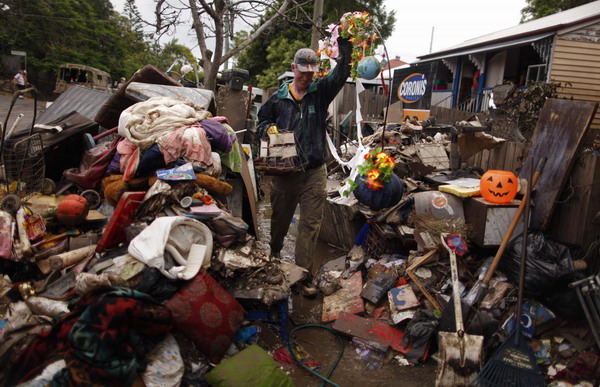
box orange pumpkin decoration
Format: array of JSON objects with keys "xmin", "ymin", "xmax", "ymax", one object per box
[
  {"xmin": 57, "ymin": 194, "xmax": 90, "ymax": 226},
  {"xmin": 480, "ymin": 170, "xmax": 518, "ymax": 204}
]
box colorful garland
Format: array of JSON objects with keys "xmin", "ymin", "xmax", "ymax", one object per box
[{"xmin": 316, "ymin": 11, "xmax": 379, "ymax": 80}]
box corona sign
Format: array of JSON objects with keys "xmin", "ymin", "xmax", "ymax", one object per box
[{"xmin": 398, "ymin": 73, "xmax": 427, "ymax": 104}]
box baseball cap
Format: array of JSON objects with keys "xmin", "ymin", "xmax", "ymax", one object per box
[{"xmin": 293, "ymin": 48, "xmax": 318, "ymax": 72}]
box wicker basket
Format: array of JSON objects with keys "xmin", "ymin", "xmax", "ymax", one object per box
[{"xmin": 254, "ymin": 131, "xmax": 307, "ymax": 175}]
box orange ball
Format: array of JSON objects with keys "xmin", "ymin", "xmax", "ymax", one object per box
[{"xmin": 480, "ymin": 170, "xmax": 518, "ymax": 204}]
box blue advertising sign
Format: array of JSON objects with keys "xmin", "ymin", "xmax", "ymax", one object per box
[
  {"xmin": 391, "ymin": 62, "xmax": 438, "ymax": 110},
  {"xmin": 398, "ymin": 73, "xmax": 427, "ymax": 103}
]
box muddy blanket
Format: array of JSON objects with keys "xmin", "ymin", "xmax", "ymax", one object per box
[{"xmin": 7, "ymin": 287, "xmax": 172, "ymax": 386}]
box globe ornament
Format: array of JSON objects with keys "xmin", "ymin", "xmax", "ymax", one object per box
[{"xmin": 357, "ymin": 56, "xmax": 381, "ymax": 80}]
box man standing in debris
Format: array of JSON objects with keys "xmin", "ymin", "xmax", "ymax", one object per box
[{"xmin": 257, "ymin": 37, "xmax": 351, "ymax": 296}]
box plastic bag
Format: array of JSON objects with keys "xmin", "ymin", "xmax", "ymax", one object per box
[{"xmin": 499, "ymin": 231, "xmax": 574, "ymax": 299}]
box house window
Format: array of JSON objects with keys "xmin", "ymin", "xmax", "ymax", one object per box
[{"xmin": 525, "ymin": 64, "xmax": 546, "ymax": 84}]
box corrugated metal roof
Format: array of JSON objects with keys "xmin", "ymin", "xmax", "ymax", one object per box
[
  {"xmin": 36, "ymin": 85, "xmax": 112, "ymax": 125},
  {"xmin": 418, "ymin": 1, "xmax": 600, "ymax": 60}
]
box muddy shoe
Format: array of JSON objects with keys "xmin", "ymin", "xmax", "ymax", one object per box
[{"xmin": 298, "ymin": 281, "xmax": 318, "ymax": 298}]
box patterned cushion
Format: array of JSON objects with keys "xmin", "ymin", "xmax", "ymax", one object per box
[{"xmin": 165, "ymin": 270, "xmax": 245, "ymax": 363}]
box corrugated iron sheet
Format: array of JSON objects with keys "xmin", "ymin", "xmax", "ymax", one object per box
[{"xmin": 36, "ymin": 85, "xmax": 112, "ymax": 125}]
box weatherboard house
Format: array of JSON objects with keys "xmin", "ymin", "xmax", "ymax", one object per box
[{"xmin": 406, "ymin": 0, "xmax": 600, "ymax": 132}]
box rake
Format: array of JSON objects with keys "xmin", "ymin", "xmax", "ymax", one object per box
[{"xmin": 471, "ymin": 159, "xmax": 545, "ymax": 387}]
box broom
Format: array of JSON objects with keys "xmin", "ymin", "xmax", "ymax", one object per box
[{"xmin": 471, "ymin": 159, "xmax": 545, "ymax": 387}]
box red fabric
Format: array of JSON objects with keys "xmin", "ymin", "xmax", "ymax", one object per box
[
  {"xmin": 63, "ymin": 136, "xmax": 121, "ymax": 189},
  {"xmin": 472, "ymin": 70, "xmax": 480, "ymax": 89},
  {"xmin": 117, "ymin": 139, "xmax": 140, "ymax": 181},
  {"xmin": 165, "ymin": 270, "xmax": 245, "ymax": 363}
]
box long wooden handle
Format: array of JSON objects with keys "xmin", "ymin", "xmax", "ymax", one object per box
[
  {"xmin": 482, "ymin": 157, "xmax": 547, "ymax": 283},
  {"xmin": 440, "ymin": 233, "xmax": 464, "ymax": 333},
  {"xmin": 449, "ymin": 248, "xmax": 464, "ymax": 334}
]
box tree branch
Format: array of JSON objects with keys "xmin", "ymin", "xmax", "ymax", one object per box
[
  {"xmin": 189, "ymin": 0, "xmax": 210, "ymax": 68},
  {"xmin": 221, "ymin": 0, "xmax": 292, "ymax": 63}
]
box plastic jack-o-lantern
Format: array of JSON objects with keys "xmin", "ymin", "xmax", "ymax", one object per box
[{"xmin": 480, "ymin": 170, "xmax": 518, "ymax": 204}]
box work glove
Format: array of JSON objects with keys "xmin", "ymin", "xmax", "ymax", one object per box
[{"xmin": 267, "ymin": 125, "xmax": 279, "ymax": 135}]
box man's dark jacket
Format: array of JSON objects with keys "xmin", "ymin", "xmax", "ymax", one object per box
[{"xmin": 256, "ymin": 38, "xmax": 352, "ymax": 169}]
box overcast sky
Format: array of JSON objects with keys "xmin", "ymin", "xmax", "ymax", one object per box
[{"xmin": 111, "ymin": 0, "xmax": 527, "ymax": 63}]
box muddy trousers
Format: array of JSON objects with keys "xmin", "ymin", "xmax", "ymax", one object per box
[{"xmin": 269, "ymin": 164, "xmax": 327, "ymax": 275}]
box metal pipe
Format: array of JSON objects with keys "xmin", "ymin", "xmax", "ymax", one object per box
[{"xmin": 571, "ymin": 282, "xmax": 600, "ymax": 350}]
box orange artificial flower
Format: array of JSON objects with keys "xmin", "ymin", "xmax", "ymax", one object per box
[
  {"xmin": 367, "ymin": 178, "xmax": 383, "ymax": 191},
  {"xmin": 367, "ymin": 168, "xmax": 380, "ymax": 181}
]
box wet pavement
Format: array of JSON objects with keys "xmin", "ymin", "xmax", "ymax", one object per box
[
  {"xmin": 0, "ymin": 93, "xmax": 46, "ymax": 134},
  {"xmin": 257, "ymin": 176, "xmax": 437, "ymax": 386}
]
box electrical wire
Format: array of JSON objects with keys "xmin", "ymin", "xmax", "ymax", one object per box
[{"xmin": 287, "ymin": 324, "xmax": 345, "ymax": 387}]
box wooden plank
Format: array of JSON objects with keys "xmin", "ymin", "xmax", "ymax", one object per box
[
  {"xmin": 332, "ymin": 313, "xmax": 414, "ymax": 354},
  {"xmin": 520, "ymin": 98, "xmax": 598, "ymax": 230},
  {"xmin": 555, "ymin": 39, "xmax": 600, "ymax": 49},
  {"xmin": 552, "ymin": 57, "xmax": 600, "ymax": 68},
  {"xmin": 238, "ymin": 143, "xmax": 260, "ymax": 238},
  {"xmin": 553, "ymin": 45, "xmax": 600, "ymax": 56},
  {"xmin": 552, "ymin": 63, "xmax": 600, "ymax": 74},
  {"xmin": 549, "ymin": 154, "xmax": 600, "ymax": 254},
  {"xmin": 551, "ymin": 70, "xmax": 600, "ymax": 81},
  {"xmin": 481, "ymin": 149, "xmax": 490, "ymax": 171},
  {"xmin": 556, "ymin": 87, "xmax": 600, "ymax": 98},
  {"xmin": 494, "ymin": 140, "xmax": 508, "ymax": 170},
  {"xmin": 504, "ymin": 142, "xmax": 516, "ymax": 172},
  {"xmin": 552, "ymin": 79, "xmax": 600, "ymax": 90},
  {"xmin": 553, "ymin": 51, "xmax": 600, "ymax": 63}
]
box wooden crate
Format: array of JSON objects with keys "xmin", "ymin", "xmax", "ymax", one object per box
[{"xmin": 464, "ymin": 197, "xmax": 522, "ymax": 247}]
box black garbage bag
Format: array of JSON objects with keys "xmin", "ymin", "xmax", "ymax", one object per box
[
  {"xmin": 499, "ymin": 231, "xmax": 584, "ymax": 319},
  {"xmin": 134, "ymin": 267, "xmax": 183, "ymax": 302},
  {"xmin": 499, "ymin": 231, "xmax": 574, "ymax": 299}
]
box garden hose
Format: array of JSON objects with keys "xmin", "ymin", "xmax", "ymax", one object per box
[{"xmin": 288, "ymin": 324, "xmax": 345, "ymax": 387}]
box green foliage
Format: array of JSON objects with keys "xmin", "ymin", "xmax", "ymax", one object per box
[
  {"xmin": 0, "ymin": 0, "xmax": 151, "ymax": 87},
  {"xmin": 236, "ymin": 0, "xmax": 396, "ymax": 87},
  {"xmin": 520, "ymin": 0, "xmax": 595, "ymax": 21},
  {"xmin": 503, "ymin": 81, "xmax": 567, "ymax": 138},
  {"xmin": 255, "ymin": 38, "xmax": 305, "ymax": 89},
  {"xmin": 154, "ymin": 39, "xmax": 197, "ymax": 73},
  {"xmin": 0, "ymin": 0, "xmax": 200, "ymax": 93}
]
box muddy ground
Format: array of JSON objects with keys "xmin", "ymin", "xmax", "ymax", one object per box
[{"xmin": 257, "ymin": 177, "xmax": 437, "ymax": 386}]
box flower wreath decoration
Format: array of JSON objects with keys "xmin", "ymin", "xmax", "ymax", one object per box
[{"xmin": 316, "ymin": 11, "xmax": 379, "ymax": 80}]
